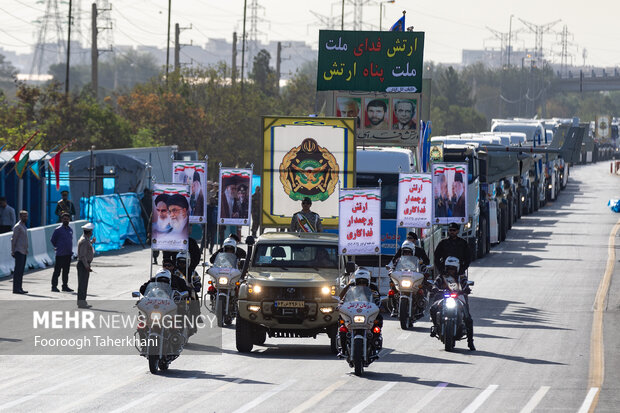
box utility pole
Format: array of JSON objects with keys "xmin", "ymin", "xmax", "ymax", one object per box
[
  {"xmin": 276, "ymin": 41, "xmax": 281, "ymax": 93},
  {"xmin": 65, "ymin": 0, "xmax": 72, "ymax": 94},
  {"xmin": 232, "ymin": 32, "xmax": 238, "ymax": 84},
  {"xmin": 507, "ymin": 14, "xmax": 513, "ymax": 66},
  {"xmin": 165, "ymin": 0, "xmax": 171, "ymax": 82},
  {"xmin": 241, "ymin": 0, "xmax": 247, "ymax": 91},
  {"xmin": 91, "ymin": 2, "xmax": 98, "ymax": 98},
  {"xmin": 174, "ymin": 23, "xmax": 180, "ymax": 71}
]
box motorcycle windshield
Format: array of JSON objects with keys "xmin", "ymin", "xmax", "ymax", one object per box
[
  {"xmin": 395, "ymin": 255, "xmax": 420, "ymax": 272},
  {"xmin": 344, "ymin": 285, "xmax": 373, "ymax": 303},
  {"xmin": 143, "ymin": 282, "xmax": 173, "ymax": 298},
  {"xmin": 213, "ymin": 252, "xmax": 238, "ymax": 269}
]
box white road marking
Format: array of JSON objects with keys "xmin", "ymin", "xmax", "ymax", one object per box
[
  {"xmin": 346, "ymin": 382, "xmax": 397, "ymax": 413},
  {"xmin": 398, "ymin": 332, "xmax": 411, "ymax": 340},
  {"xmin": 107, "ymin": 375, "xmax": 198, "ymax": 413},
  {"xmin": 289, "ymin": 379, "xmax": 348, "ymax": 413},
  {"xmin": 0, "ymin": 377, "xmax": 87, "ymax": 411},
  {"xmin": 0, "ymin": 374, "xmax": 40, "ymax": 392},
  {"xmin": 409, "ymin": 382, "xmax": 448, "ymax": 413},
  {"xmin": 171, "ymin": 378, "xmax": 245, "ymax": 412},
  {"xmin": 519, "ymin": 386, "xmax": 550, "ymax": 413},
  {"xmin": 577, "ymin": 387, "xmax": 599, "ymax": 413},
  {"xmin": 461, "ymin": 384, "xmax": 498, "ymax": 413},
  {"xmin": 232, "ymin": 379, "xmax": 296, "ymax": 413}
]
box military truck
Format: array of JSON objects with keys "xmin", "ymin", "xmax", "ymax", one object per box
[{"xmin": 235, "ymin": 232, "xmax": 342, "ymax": 353}]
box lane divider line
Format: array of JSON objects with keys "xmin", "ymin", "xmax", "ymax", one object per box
[
  {"xmin": 409, "ymin": 382, "xmax": 448, "ymax": 413},
  {"xmin": 346, "ymin": 382, "xmax": 397, "ymax": 413},
  {"xmin": 578, "ymin": 387, "xmax": 599, "ymax": 413},
  {"xmin": 289, "ymin": 379, "xmax": 348, "ymax": 413},
  {"xmin": 172, "ymin": 378, "xmax": 245, "ymax": 413},
  {"xmin": 461, "ymin": 384, "xmax": 498, "ymax": 413},
  {"xmin": 519, "ymin": 386, "xmax": 550, "ymax": 413},
  {"xmin": 587, "ymin": 218, "xmax": 620, "ymax": 412},
  {"xmin": 0, "ymin": 376, "xmax": 88, "ymax": 411},
  {"xmin": 232, "ymin": 379, "xmax": 296, "ymax": 413},
  {"xmin": 108, "ymin": 375, "xmax": 198, "ymax": 413}
]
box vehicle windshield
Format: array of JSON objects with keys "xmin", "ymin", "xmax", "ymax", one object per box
[
  {"xmin": 214, "ymin": 252, "xmax": 238, "ymax": 268},
  {"xmin": 357, "ymin": 173, "xmax": 398, "ymax": 219},
  {"xmin": 253, "ymin": 244, "xmax": 338, "ymax": 268},
  {"xmin": 143, "ymin": 281, "xmax": 173, "ymax": 298},
  {"xmin": 395, "ymin": 255, "xmax": 420, "ymax": 271},
  {"xmin": 344, "ymin": 285, "xmax": 373, "ymax": 303}
]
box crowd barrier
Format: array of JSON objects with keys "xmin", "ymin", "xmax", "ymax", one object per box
[{"xmin": 0, "ymin": 220, "xmax": 87, "ymax": 278}]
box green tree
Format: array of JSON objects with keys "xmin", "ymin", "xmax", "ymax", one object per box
[
  {"xmin": 250, "ymin": 49, "xmax": 276, "ymax": 96},
  {"xmin": 0, "ymin": 54, "xmax": 17, "ymax": 96}
]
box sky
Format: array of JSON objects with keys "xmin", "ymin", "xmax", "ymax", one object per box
[{"xmin": 1, "ymin": 0, "xmax": 620, "ymax": 68}]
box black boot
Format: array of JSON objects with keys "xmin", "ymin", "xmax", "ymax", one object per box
[{"xmin": 465, "ymin": 319, "xmax": 476, "ymax": 351}]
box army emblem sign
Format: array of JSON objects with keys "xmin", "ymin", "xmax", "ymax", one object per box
[{"xmin": 263, "ymin": 117, "xmax": 356, "ymax": 228}]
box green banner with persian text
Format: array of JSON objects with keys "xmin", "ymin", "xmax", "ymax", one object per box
[{"xmin": 317, "ymin": 30, "xmax": 425, "ymax": 93}]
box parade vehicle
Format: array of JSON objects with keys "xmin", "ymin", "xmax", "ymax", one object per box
[
  {"xmin": 132, "ymin": 282, "xmax": 190, "ymax": 374},
  {"xmin": 206, "ymin": 252, "xmax": 243, "ymax": 327},
  {"xmin": 235, "ymin": 232, "xmax": 342, "ymax": 353},
  {"xmin": 430, "ymin": 272, "xmax": 474, "ymax": 352},
  {"xmin": 337, "ymin": 284, "xmax": 382, "ymax": 376},
  {"xmin": 387, "ymin": 255, "xmax": 432, "ymax": 330}
]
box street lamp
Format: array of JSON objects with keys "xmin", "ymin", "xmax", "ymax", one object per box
[{"xmin": 379, "ymin": 0, "xmax": 396, "ymax": 31}]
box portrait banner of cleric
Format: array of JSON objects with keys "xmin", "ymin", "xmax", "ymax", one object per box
[
  {"xmin": 173, "ymin": 161, "xmax": 207, "ymax": 223},
  {"xmin": 217, "ymin": 168, "xmax": 253, "ymax": 226},
  {"xmin": 151, "ymin": 183, "xmax": 191, "ymax": 251}
]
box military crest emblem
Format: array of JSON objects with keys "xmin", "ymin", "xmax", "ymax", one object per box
[{"xmin": 279, "ymin": 138, "xmax": 340, "ymax": 202}]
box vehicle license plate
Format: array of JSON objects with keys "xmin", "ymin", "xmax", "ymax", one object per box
[{"xmin": 277, "ymin": 300, "xmax": 304, "ymax": 308}]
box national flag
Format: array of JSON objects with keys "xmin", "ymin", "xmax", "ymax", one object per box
[
  {"xmin": 15, "ymin": 152, "xmax": 30, "ymax": 178},
  {"xmin": 29, "ymin": 145, "xmax": 59, "ymax": 180},
  {"xmin": 390, "ymin": 14, "xmax": 405, "ymax": 32},
  {"xmin": 0, "ymin": 130, "xmax": 38, "ymax": 173},
  {"xmin": 48, "ymin": 139, "xmax": 76, "ymax": 190}
]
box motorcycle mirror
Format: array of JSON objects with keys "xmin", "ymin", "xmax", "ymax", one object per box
[
  {"xmin": 467, "ymin": 280, "xmax": 475, "ymax": 286},
  {"xmin": 245, "ymin": 236, "xmax": 255, "ymax": 246},
  {"xmin": 345, "ymin": 261, "xmax": 355, "ymax": 274},
  {"xmin": 239, "ymin": 259, "xmax": 246, "ymax": 269},
  {"xmin": 131, "ymin": 291, "xmax": 140, "ymax": 298}
]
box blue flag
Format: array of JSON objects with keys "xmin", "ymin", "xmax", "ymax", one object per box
[{"xmin": 390, "ymin": 15, "xmax": 405, "ymax": 32}]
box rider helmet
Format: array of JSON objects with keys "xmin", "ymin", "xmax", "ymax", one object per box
[
  {"xmin": 152, "ymin": 268, "xmax": 172, "ymax": 282},
  {"xmin": 353, "ymin": 267, "xmax": 371, "ymax": 286},
  {"xmin": 176, "ymin": 251, "xmax": 190, "ymax": 266},
  {"xmin": 222, "ymin": 237, "xmax": 237, "ymax": 254},
  {"xmin": 444, "ymin": 256, "xmax": 460, "ymax": 273},
  {"xmin": 401, "ymin": 240, "xmax": 415, "ymax": 255}
]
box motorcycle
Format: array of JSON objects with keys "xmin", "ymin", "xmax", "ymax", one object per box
[
  {"xmin": 388, "ymin": 256, "xmax": 432, "ymax": 330},
  {"xmin": 337, "ymin": 286, "xmax": 382, "ymax": 376},
  {"xmin": 206, "ymin": 252, "xmax": 242, "ymax": 327},
  {"xmin": 132, "ymin": 282, "xmax": 190, "ymax": 374},
  {"xmin": 430, "ymin": 273, "xmax": 474, "ymax": 351}
]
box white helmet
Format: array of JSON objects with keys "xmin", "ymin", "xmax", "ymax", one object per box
[
  {"xmin": 353, "ymin": 268, "xmax": 371, "ymax": 285},
  {"xmin": 401, "ymin": 240, "xmax": 415, "ymax": 254},
  {"xmin": 153, "ymin": 268, "xmax": 171, "ymax": 281},
  {"xmin": 176, "ymin": 251, "xmax": 190, "ymax": 265},
  {"xmin": 444, "ymin": 256, "xmax": 460, "ymax": 272},
  {"xmin": 223, "ymin": 237, "xmax": 237, "ymax": 253}
]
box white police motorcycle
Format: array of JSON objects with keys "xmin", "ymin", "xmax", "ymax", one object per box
[
  {"xmin": 388, "ymin": 255, "xmax": 432, "ymax": 330},
  {"xmin": 206, "ymin": 252, "xmax": 242, "ymax": 327}
]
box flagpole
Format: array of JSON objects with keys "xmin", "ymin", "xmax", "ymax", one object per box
[{"xmin": 0, "ymin": 130, "xmax": 39, "ymax": 173}]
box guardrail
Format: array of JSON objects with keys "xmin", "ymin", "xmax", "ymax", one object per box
[{"xmin": 0, "ymin": 220, "xmax": 87, "ymax": 278}]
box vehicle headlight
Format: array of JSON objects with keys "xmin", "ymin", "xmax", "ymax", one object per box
[
  {"xmin": 150, "ymin": 311, "xmax": 162, "ymax": 321},
  {"xmin": 218, "ymin": 277, "xmax": 229, "ymax": 285},
  {"xmin": 249, "ymin": 284, "xmax": 262, "ymax": 294},
  {"xmin": 445, "ymin": 297, "xmax": 457, "ymax": 309},
  {"xmin": 319, "ymin": 307, "xmax": 333, "ymax": 314},
  {"xmin": 353, "ymin": 315, "xmax": 366, "ymax": 323},
  {"xmin": 400, "ymin": 279, "xmax": 412, "ymax": 288},
  {"xmin": 247, "ymin": 305, "xmax": 261, "ymax": 312}
]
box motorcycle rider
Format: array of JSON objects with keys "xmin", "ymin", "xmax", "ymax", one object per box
[
  {"xmin": 337, "ymin": 267, "xmax": 383, "ymax": 357},
  {"xmin": 389, "ymin": 232, "xmax": 430, "ymax": 268},
  {"xmin": 174, "ymin": 251, "xmax": 202, "ymax": 336},
  {"xmin": 209, "ymin": 236, "xmax": 245, "ymax": 266},
  {"xmin": 139, "ymin": 268, "xmax": 189, "ymax": 296},
  {"xmin": 429, "ymin": 256, "xmax": 476, "ymax": 351},
  {"xmin": 433, "ymin": 223, "xmax": 470, "ymax": 275}
]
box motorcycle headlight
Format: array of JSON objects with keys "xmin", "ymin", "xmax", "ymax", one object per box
[
  {"xmin": 445, "ymin": 297, "xmax": 457, "ymax": 309},
  {"xmin": 521, "ymin": 196, "xmax": 525, "ymax": 202},
  {"xmin": 150, "ymin": 311, "xmax": 162, "ymax": 321},
  {"xmin": 321, "ymin": 286, "xmax": 330, "ymax": 295},
  {"xmin": 218, "ymin": 277, "xmax": 229, "ymax": 285},
  {"xmin": 400, "ymin": 279, "xmax": 412, "ymax": 288},
  {"xmin": 353, "ymin": 315, "xmax": 366, "ymax": 323}
]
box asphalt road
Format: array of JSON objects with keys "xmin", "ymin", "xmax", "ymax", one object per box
[{"xmin": 0, "ymin": 161, "xmax": 619, "ymax": 413}]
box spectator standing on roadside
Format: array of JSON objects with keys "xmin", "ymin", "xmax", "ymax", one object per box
[
  {"xmin": 251, "ymin": 186, "xmax": 261, "ymax": 237},
  {"xmin": 0, "ymin": 197, "xmax": 16, "ymax": 234},
  {"xmin": 55, "ymin": 190, "xmax": 76, "ymax": 222},
  {"xmin": 11, "ymin": 210, "xmax": 29, "ymax": 294},
  {"xmin": 50, "ymin": 212, "xmax": 74, "ymax": 292},
  {"xmin": 77, "ymin": 223, "xmax": 95, "ymax": 309}
]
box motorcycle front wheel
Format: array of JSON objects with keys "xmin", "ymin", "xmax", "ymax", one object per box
[
  {"xmin": 148, "ymin": 355, "xmax": 159, "ymax": 374},
  {"xmin": 353, "ymin": 338, "xmax": 364, "ymax": 376},
  {"xmin": 399, "ymin": 299, "xmax": 410, "ymax": 330},
  {"xmin": 444, "ymin": 320, "xmax": 455, "ymax": 352},
  {"xmin": 216, "ymin": 298, "xmax": 225, "ymax": 327}
]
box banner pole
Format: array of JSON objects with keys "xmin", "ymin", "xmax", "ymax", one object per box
[
  {"xmin": 377, "ymin": 179, "xmax": 382, "ymax": 295},
  {"xmin": 200, "ymin": 155, "xmax": 209, "ymax": 305}
]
